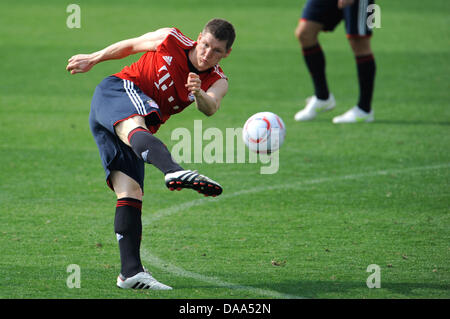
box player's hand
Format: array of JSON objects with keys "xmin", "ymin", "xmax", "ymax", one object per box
[
  {"xmin": 66, "ymin": 54, "xmax": 96, "ymax": 74},
  {"xmin": 338, "ymin": 0, "xmax": 354, "ymax": 9},
  {"xmin": 185, "ymin": 72, "xmax": 202, "ymax": 96}
]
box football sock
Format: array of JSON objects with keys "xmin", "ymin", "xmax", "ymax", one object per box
[
  {"xmin": 302, "ymin": 44, "xmax": 329, "ymax": 100},
  {"xmin": 356, "ymin": 54, "xmax": 376, "ymax": 113},
  {"xmin": 128, "ymin": 127, "xmax": 183, "ymax": 175},
  {"xmin": 114, "ymin": 198, "xmax": 144, "ymax": 278}
]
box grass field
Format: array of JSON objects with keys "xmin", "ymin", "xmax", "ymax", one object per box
[{"xmin": 0, "ymin": 0, "xmax": 449, "ymax": 300}]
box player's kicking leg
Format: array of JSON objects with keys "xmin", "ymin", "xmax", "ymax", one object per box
[
  {"xmin": 294, "ymin": 19, "xmax": 336, "ymax": 121},
  {"xmin": 164, "ymin": 170, "xmax": 222, "ymax": 197},
  {"xmin": 115, "ymin": 116, "xmax": 223, "ymax": 197}
]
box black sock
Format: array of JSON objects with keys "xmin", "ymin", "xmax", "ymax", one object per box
[
  {"xmin": 356, "ymin": 54, "xmax": 376, "ymax": 112},
  {"xmin": 302, "ymin": 44, "xmax": 329, "ymax": 100},
  {"xmin": 128, "ymin": 127, "xmax": 183, "ymax": 175},
  {"xmin": 114, "ymin": 198, "xmax": 144, "ymax": 278}
]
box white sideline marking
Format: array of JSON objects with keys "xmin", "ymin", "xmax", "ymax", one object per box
[
  {"xmin": 140, "ymin": 250, "xmax": 303, "ymax": 299},
  {"xmin": 141, "ymin": 163, "xmax": 449, "ymax": 298}
]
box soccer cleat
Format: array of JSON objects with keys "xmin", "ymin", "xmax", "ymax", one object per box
[
  {"xmin": 332, "ymin": 106, "xmax": 374, "ymax": 123},
  {"xmin": 117, "ymin": 269, "xmax": 172, "ymax": 290},
  {"xmin": 294, "ymin": 94, "xmax": 336, "ymax": 121},
  {"xmin": 165, "ymin": 170, "xmax": 223, "ymax": 197}
]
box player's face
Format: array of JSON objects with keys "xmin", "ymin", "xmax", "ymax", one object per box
[{"xmin": 194, "ymin": 32, "xmax": 231, "ymax": 71}]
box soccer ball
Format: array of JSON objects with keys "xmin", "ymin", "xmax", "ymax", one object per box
[{"xmin": 242, "ymin": 112, "xmax": 286, "ymax": 153}]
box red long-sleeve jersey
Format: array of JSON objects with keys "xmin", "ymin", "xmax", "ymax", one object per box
[{"xmin": 114, "ymin": 28, "xmax": 227, "ymax": 124}]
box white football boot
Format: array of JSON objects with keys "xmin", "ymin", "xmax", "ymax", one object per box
[
  {"xmin": 117, "ymin": 269, "xmax": 172, "ymax": 290},
  {"xmin": 165, "ymin": 170, "xmax": 222, "ymax": 197},
  {"xmin": 332, "ymin": 106, "xmax": 374, "ymax": 124},
  {"xmin": 294, "ymin": 94, "xmax": 336, "ymax": 121}
]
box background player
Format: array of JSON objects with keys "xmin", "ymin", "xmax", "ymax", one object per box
[
  {"xmin": 294, "ymin": 0, "xmax": 376, "ymax": 123},
  {"xmin": 66, "ymin": 18, "xmax": 235, "ymax": 290}
]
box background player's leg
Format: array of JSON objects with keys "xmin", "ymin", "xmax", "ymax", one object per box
[
  {"xmin": 332, "ymin": 37, "xmax": 375, "ymax": 123},
  {"xmin": 348, "ymin": 36, "xmax": 373, "ymax": 56},
  {"xmin": 332, "ymin": 0, "xmax": 376, "ymax": 123},
  {"xmin": 110, "ymin": 170, "xmax": 144, "ymax": 278},
  {"xmin": 348, "ymin": 37, "xmax": 376, "ymax": 113},
  {"xmin": 295, "ymin": 19, "xmax": 329, "ymax": 100},
  {"xmin": 294, "ymin": 19, "xmax": 336, "ymax": 121}
]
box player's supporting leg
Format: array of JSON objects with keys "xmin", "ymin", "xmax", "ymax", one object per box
[
  {"xmin": 110, "ymin": 171, "xmax": 144, "ymax": 278},
  {"xmin": 294, "ymin": 19, "xmax": 336, "ymax": 121},
  {"xmin": 111, "ymin": 171, "xmax": 172, "ymax": 290},
  {"xmin": 333, "ymin": 37, "xmax": 376, "ymax": 123},
  {"xmin": 115, "ymin": 116, "xmax": 222, "ymax": 196}
]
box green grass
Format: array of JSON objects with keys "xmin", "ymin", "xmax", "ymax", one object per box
[{"xmin": 0, "ymin": 0, "xmax": 449, "ymax": 299}]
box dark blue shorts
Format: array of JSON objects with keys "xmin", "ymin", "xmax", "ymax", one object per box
[
  {"xmin": 89, "ymin": 75, "xmax": 162, "ymax": 191},
  {"xmin": 302, "ymin": 0, "xmax": 374, "ymax": 37}
]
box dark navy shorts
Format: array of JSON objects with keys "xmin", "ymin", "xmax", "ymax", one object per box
[
  {"xmin": 89, "ymin": 75, "xmax": 162, "ymax": 191},
  {"xmin": 301, "ymin": 0, "xmax": 374, "ymax": 37}
]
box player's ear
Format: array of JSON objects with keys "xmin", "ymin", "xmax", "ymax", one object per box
[
  {"xmin": 197, "ymin": 32, "xmax": 202, "ymax": 42},
  {"xmin": 224, "ymin": 47, "xmax": 232, "ymax": 58}
]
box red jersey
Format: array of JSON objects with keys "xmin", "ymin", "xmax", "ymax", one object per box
[{"xmin": 114, "ymin": 28, "xmax": 227, "ymax": 124}]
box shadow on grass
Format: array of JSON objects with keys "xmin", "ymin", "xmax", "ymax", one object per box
[
  {"xmin": 171, "ymin": 279, "xmax": 450, "ymax": 298},
  {"xmin": 254, "ymin": 280, "xmax": 450, "ymax": 299}
]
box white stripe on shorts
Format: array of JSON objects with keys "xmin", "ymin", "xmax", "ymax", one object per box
[
  {"xmin": 123, "ymin": 80, "xmax": 142, "ymax": 114},
  {"xmin": 123, "ymin": 80, "xmax": 146, "ymax": 115},
  {"xmin": 358, "ymin": 0, "xmax": 369, "ymax": 36},
  {"xmin": 128, "ymin": 80, "xmax": 148, "ymax": 114}
]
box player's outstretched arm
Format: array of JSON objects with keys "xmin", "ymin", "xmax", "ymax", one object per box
[
  {"xmin": 185, "ymin": 73, "xmax": 228, "ymax": 116},
  {"xmin": 66, "ymin": 28, "xmax": 172, "ymax": 74}
]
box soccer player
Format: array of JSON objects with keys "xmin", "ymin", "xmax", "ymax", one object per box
[
  {"xmin": 294, "ymin": 0, "xmax": 376, "ymax": 123},
  {"xmin": 66, "ymin": 18, "xmax": 235, "ymax": 290}
]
